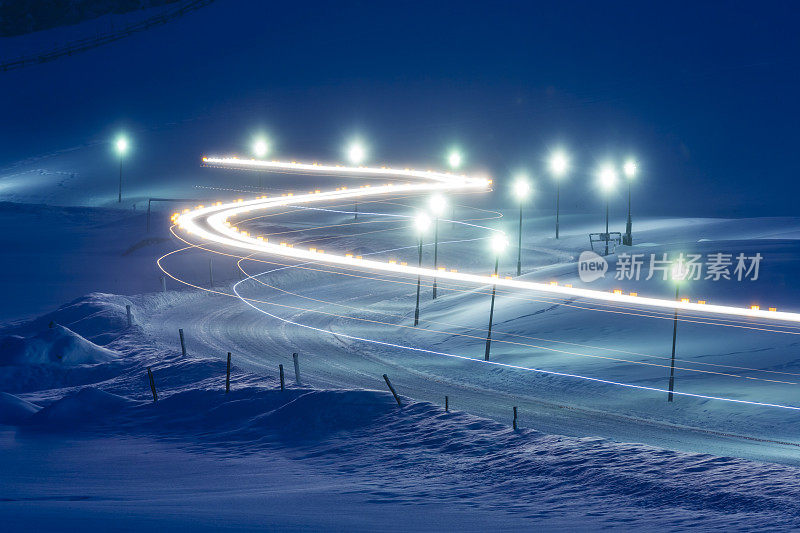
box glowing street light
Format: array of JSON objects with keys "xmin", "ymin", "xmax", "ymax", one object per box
[
  {"xmin": 623, "ymin": 159, "xmax": 637, "ymax": 246},
  {"xmin": 484, "ymin": 232, "xmax": 508, "ymax": 361},
  {"xmin": 597, "ymin": 164, "xmax": 618, "ymax": 256},
  {"xmin": 512, "ymin": 174, "xmax": 532, "ymax": 276},
  {"xmin": 448, "ymin": 150, "xmax": 462, "ymax": 169},
  {"xmin": 347, "ymin": 141, "xmax": 366, "ymax": 165},
  {"xmin": 667, "ymin": 259, "xmax": 688, "ymax": 402},
  {"xmin": 115, "ymin": 135, "xmax": 129, "ymax": 203},
  {"xmin": 413, "ymin": 212, "xmax": 432, "ymax": 326},
  {"xmin": 429, "ymin": 194, "xmax": 447, "ymax": 299},
  {"xmin": 253, "ymin": 138, "xmax": 270, "ymax": 158},
  {"xmin": 548, "ymin": 151, "xmax": 568, "ymax": 239}
]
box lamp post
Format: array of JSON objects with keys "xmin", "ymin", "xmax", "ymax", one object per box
[
  {"xmin": 347, "ymin": 140, "xmax": 367, "ymax": 218},
  {"xmin": 668, "ymin": 260, "xmax": 687, "ymax": 402},
  {"xmin": 484, "ymin": 232, "xmax": 508, "ymax": 361},
  {"xmin": 115, "ymin": 135, "xmax": 128, "ymax": 203},
  {"xmin": 429, "ymin": 193, "xmax": 447, "ymax": 299},
  {"xmin": 548, "ymin": 151, "xmax": 568, "ymax": 239},
  {"xmin": 512, "ymin": 176, "xmax": 531, "ymax": 276},
  {"xmin": 623, "ymin": 160, "xmax": 637, "ymax": 246},
  {"xmin": 253, "ymin": 137, "xmax": 269, "ymax": 189},
  {"xmin": 413, "ymin": 212, "xmax": 431, "ymax": 326},
  {"xmin": 597, "ymin": 165, "xmax": 618, "ymax": 256}
]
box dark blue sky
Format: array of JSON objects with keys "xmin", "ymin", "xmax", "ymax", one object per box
[{"xmin": 2, "ymin": 0, "xmax": 799, "ymax": 215}]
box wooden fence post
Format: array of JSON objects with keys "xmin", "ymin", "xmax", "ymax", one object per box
[
  {"xmin": 179, "ymin": 329, "xmax": 186, "ymax": 356},
  {"xmin": 279, "ymin": 364, "xmax": 285, "ymax": 391},
  {"xmin": 226, "ymin": 352, "xmax": 231, "ymax": 393},
  {"xmin": 383, "ymin": 374, "xmax": 402, "ymax": 407},
  {"xmin": 292, "ymin": 352, "xmax": 301, "ymax": 386},
  {"xmin": 147, "ymin": 367, "xmax": 158, "ymax": 402}
]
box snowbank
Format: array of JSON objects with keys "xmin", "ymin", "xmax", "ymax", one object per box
[
  {"xmin": 0, "ymin": 324, "xmax": 119, "ymax": 366},
  {"xmin": 0, "ymin": 392, "xmax": 40, "ymax": 425},
  {"xmin": 5, "ymin": 293, "xmax": 132, "ymax": 346},
  {"xmin": 28, "ymin": 387, "xmax": 135, "ymax": 427}
]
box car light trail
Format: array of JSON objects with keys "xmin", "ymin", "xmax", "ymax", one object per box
[
  {"xmin": 231, "ymin": 266, "xmax": 800, "ymax": 412},
  {"xmin": 176, "ymin": 156, "xmax": 800, "ymax": 325},
  {"xmin": 156, "ymin": 236, "xmax": 800, "ymax": 412}
]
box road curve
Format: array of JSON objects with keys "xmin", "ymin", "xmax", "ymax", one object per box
[{"xmin": 176, "ymin": 156, "xmax": 800, "ymax": 324}]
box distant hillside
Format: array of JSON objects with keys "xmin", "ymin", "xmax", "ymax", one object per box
[{"xmin": 0, "ymin": 0, "xmax": 181, "ymax": 36}]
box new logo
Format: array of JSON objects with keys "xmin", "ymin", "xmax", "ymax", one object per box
[{"xmin": 578, "ymin": 251, "xmax": 608, "ymax": 283}]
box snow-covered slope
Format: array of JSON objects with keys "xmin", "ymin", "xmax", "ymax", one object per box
[
  {"xmin": 4, "ymin": 319, "xmax": 800, "ymax": 530},
  {"xmin": 4, "ymin": 198, "xmax": 800, "ymax": 528}
]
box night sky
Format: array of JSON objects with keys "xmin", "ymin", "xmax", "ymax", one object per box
[{"xmin": 2, "ymin": 0, "xmax": 798, "ymax": 216}]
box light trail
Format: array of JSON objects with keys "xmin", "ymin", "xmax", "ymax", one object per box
[
  {"xmin": 176, "ymin": 157, "xmax": 800, "ymax": 324},
  {"xmin": 230, "ymin": 266, "xmax": 800, "ymax": 412},
  {"xmin": 234, "ymin": 255, "xmax": 800, "ymax": 385},
  {"xmin": 158, "ymin": 226, "xmax": 800, "ymax": 412}
]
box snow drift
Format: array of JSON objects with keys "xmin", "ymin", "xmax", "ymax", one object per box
[
  {"xmin": 27, "ymin": 387, "xmax": 135, "ymax": 427},
  {"xmin": 0, "ymin": 323, "xmax": 119, "ymax": 366},
  {"xmin": 0, "ymin": 392, "xmax": 40, "ymax": 424}
]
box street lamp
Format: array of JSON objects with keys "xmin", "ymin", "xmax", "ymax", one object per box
[
  {"xmin": 115, "ymin": 135, "xmax": 129, "ymax": 203},
  {"xmin": 429, "ymin": 193, "xmax": 447, "ymax": 299},
  {"xmin": 667, "ymin": 260, "xmax": 688, "ymax": 402},
  {"xmin": 623, "ymin": 159, "xmax": 637, "ymax": 246},
  {"xmin": 347, "ymin": 140, "xmax": 367, "ymax": 217},
  {"xmin": 484, "ymin": 232, "xmax": 508, "ymax": 361},
  {"xmin": 413, "ymin": 212, "xmax": 432, "ymax": 326},
  {"xmin": 252, "ymin": 137, "xmax": 270, "ymax": 189},
  {"xmin": 597, "ymin": 164, "xmax": 618, "ymax": 256},
  {"xmin": 253, "ymin": 138, "xmax": 269, "ymax": 158},
  {"xmin": 512, "ymin": 175, "xmax": 532, "ymax": 276},
  {"xmin": 347, "ymin": 141, "xmax": 366, "ymax": 165},
  {"xmin": 548, "ymin": 151, "xmax": 568, "ymax": 239},
  {"xmin": 447, "ymin": 149, "xmax": 462, "ymax": 170}
]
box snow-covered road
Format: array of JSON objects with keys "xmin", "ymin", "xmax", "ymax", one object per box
[{"xmin": 147, "ymin": 180, "xmax": 800, "ymax": 465}]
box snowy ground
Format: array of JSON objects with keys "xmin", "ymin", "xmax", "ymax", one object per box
[
  {"xmin": 4, "ymin": 292, "xmax": 800, "ymax": 531},
  {"xmin": 3, "ymin": 188, "xmax": 800, "ymax": 529}
]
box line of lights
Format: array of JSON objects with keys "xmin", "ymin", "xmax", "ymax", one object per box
[{"xmin": 176, "ymin": 157, "xmax": 800, "ymax": 324}]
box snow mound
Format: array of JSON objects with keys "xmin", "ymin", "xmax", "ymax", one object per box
[
  {"xmin": 260, "ymin": 389, "xmax": 399, "ymax": 440},
  {"xmin": 28, "ymin": 387, "xmax": 135, "ymax": 427},
  {"xmin": 0, "ymin": 392, "xmax": 40, "ymax": 425},
  {"xmin": 3, "ymin": 293, "xmax": 131, "ymax": 346},
  {"xmin": 0, "ymin": 324, "xmax": 119, "ymax": 366}
]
